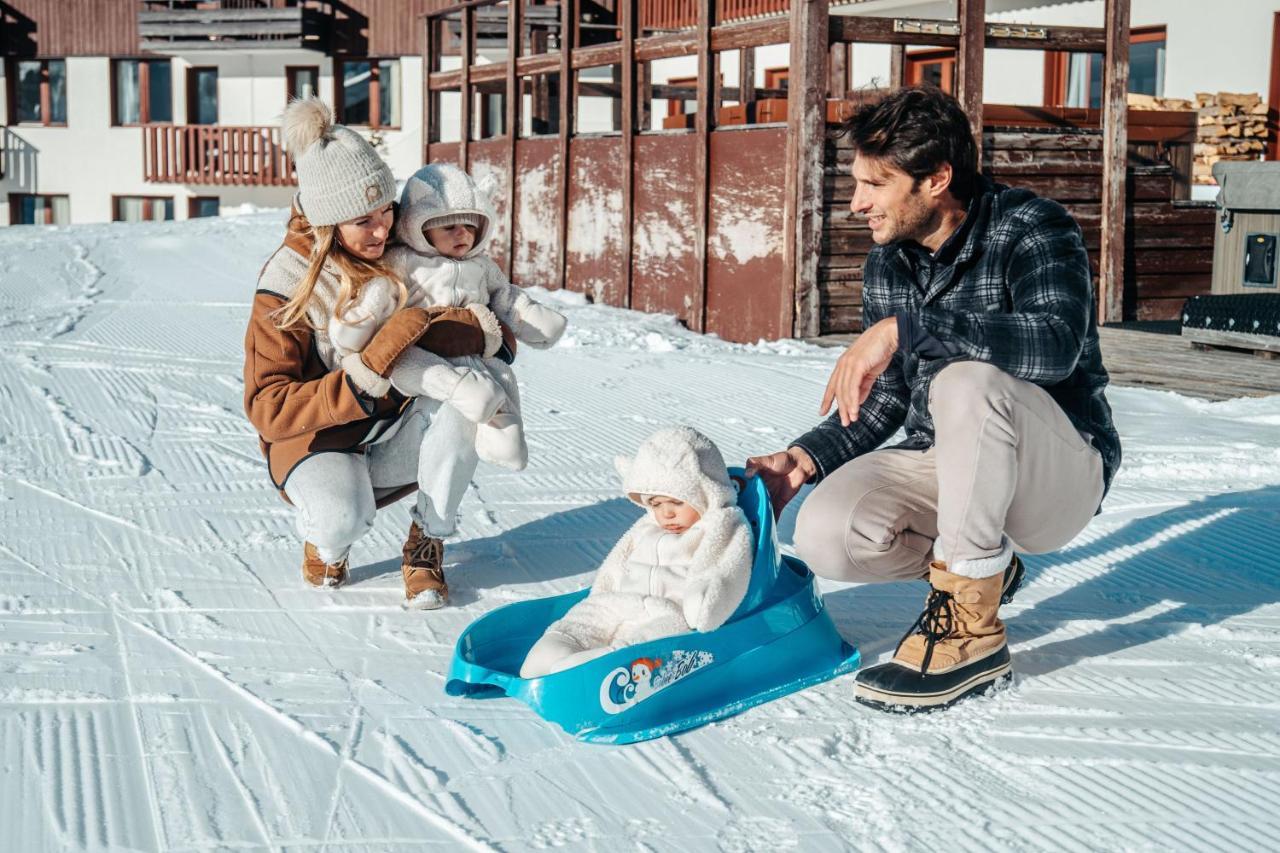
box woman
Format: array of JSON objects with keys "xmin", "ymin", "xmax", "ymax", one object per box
[{"xmin": 243, "ymin": 98, "xmax": 506, "ymax": 608}]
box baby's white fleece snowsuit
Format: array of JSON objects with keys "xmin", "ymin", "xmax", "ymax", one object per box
[
  {"xmin": 520, "ymin": 427, "xmax": 754, "ymax": 678},
  {"xmin": 328, "ymin": 163, "xmax": 566, "ymax": 471}
]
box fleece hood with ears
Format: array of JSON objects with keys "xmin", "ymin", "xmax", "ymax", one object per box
[
  {"xmin": 396, "ymin": 163, "xmax": 498, "ymax": 260},
  {"xmin": 614, "ymin": 427, "xmax": 738, "ymax": 514}
]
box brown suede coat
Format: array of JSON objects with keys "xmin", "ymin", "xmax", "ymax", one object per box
[{"xmin": 243, "ymin": 210, "xmax": 505, "ymax": 503}]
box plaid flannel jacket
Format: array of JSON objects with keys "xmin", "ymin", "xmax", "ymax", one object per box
[{"xmin": 792, "ymin": 178, "xmax": 1121, "ymax": 494}]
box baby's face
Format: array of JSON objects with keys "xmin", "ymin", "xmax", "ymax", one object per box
[
  {"xmin": 426, "ymin": 223, "xmax": 477, "ymax": 258},
  {"xmin": 646, "ymin": 496, "xmax": 700, "ymax": 534}
]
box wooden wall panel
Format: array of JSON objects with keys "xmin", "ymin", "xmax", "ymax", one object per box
[
  {"xmin": 705, "ymin": 126, "xmax": 788, "ymax": 342},
  {"xmin": 511, "ymin": 136, "xmax": 562, "ymax": 287},
  {"xmin": 565, "ymin": 135, "xmax": 627, "ymax": 306},
  {"xmin": 340, "ymin": 0, "xmax": 439, "ymax": 57},
  {"xmin": 467, "ymin": 136, "xmax": 511, "ymax": 275},
  {"xmin": 820, "ymin": 126, "xmax": 1216, "ymax": 334},
  {"xmin": 631, "ymin": 132, "xmax": 699, "ymax": 326},
  {"xmin": 4, "ymin": 0, "xmax": 137, "ymax": 57}
]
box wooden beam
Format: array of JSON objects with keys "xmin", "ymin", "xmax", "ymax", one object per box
[
  {"xmin": 956, "ymin": 0, "xmax": 985, "ymax": 162},
  {"xmin": 638, "ymin": 58, "xmax": 652, "ymax": 132},
  {"xmin": 622, "ymin": 0, "xmax": 636, "ymax": 308},
  {"xmin": 784, "ymin": 0, "xmax": 828, "ymax": 339},
  {"xmin": 890, "ymin": 43, "xmax": 905, "ymax": 88},
  {"xmin": 423, "ymin": 14, "xmax": 1112, "ymax": 93},
  {"xmin": 459, "ymin": 5, "xmax": 473, "ymax": 169},
  {"xmin": 1099, "ymin": 0, "xmax": 1129, "ymax": 325},
  {"xmin": 828, "ymin": 42, "xmax": 848, "ymax": 98},
  {"xmin": 693, "ymin": 0, "xmax": 713, "ymax": 333},
  {"xmin": 423, "ymin": 14, "xmax": 434, "ymax": 162},
  {"xmin": 505, "ymin": 0, "xmax": 520, "ymax": 277},
  {"xmin": 741, "ymin": 46, "xmax": 756, "ymax": 107},
  {"xmin": 557, "ymin": 0, "xmax": 575, "ymax": 291}
]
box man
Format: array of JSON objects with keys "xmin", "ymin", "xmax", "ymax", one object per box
[{"xmin": 747, "ymin": 85, "xmax": 1120, "ymax": 712}]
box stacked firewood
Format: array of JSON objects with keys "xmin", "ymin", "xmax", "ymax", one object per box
[
  {"xmin": 1192, "ymin": 93, "xmax": 1268, "ymax": 184},
  {"xmin": 1129, "ymin": 92, "xmax": 1269, "ymax": 184}
]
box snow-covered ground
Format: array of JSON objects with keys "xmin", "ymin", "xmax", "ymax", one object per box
[{"xmin": 1, "ymin": 213, "xmax": 1278, "ymax": 852}]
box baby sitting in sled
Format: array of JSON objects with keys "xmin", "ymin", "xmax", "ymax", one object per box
[{"xmin": 520, "ymin": 426, "xmax": 755, "ymax": 678}]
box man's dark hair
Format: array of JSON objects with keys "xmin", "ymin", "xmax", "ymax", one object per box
[{"xmin": 842, "ymin": 84, "xmax": 979, "ymax": 206}]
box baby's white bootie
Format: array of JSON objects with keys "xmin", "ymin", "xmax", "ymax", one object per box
[{"xmin": 476, "ymin": 411, "xmax": 528, "ymax": 470}]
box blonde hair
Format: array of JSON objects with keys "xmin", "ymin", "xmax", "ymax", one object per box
[{"xmin": 271, "ymin": 219, "xmax": 408, "ymax": 331}]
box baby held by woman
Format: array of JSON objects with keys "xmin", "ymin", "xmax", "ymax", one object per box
[{"xmin": 520, "ymin": 427, "xmax": 755, "ymax": 678}]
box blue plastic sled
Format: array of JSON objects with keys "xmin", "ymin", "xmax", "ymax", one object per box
[{"xmin": 444, "ymin": 468, "xmax": 860, "ymax": 744}]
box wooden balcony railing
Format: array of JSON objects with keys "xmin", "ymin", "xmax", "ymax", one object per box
[
  {"xmin": 138, "ymin": 1, "xmax": 333, "ymax": 52},
  {"xmin": 143, "ymin": 124, "xmax": 296, "ymax": 186},
  {"xmin": 641, "ymin": 0, "xmax": 789, "ymax": 30}
]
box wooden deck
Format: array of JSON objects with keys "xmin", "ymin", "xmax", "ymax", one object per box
[{"xmin": 808, "ymin": 326, "xmax": 1280, "ymax": 401}]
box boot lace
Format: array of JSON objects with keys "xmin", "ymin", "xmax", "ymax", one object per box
[
  {"xmin": 405, "ymin": 534, "xmax": 443, "ymax": 578},
  {"xmin": 896, "ymin": 588, "xmax": 955, "ymax": 674}
]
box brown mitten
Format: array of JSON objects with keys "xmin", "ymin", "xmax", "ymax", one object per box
[
  {"xmin": 416, "ymin": 307, "xmax": 518, "ymax": 362},
  {"xmin": 359, "ymin": 306, "xmax": 434, "ymax": 376}
]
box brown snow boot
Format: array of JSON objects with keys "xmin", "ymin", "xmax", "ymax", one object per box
[
  {"xmin": 855, "ymin": 562, "xmax": 1011, "ymax": 712},
  {"xmin": 302, "ymin": 542, "xmax": 348, "ymax": 589},
  {"xmin": 402, "ymin": 522, "xmax": 447, "ymax": 609}
]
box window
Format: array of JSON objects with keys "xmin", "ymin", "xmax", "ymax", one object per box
[
  {"xmin": 9, "ymin": 193, "xmax": 69, "ymax": 225},
  {"xmin": 114, "ymin": 196, "xmax": 174, "ymax": 222},
  {"xmin": 188, "ymin": 197, "xmax": 220, "ymax": 219},
  {"xmin": 113, "ymin": 59, "xmax": 172, "ymax": 125},
  {"xmin": 665, "ymin": 75, "xmax": 696, "ymax": 118},
  {"xmin": 287, "ymin": 66, "xmax": 320, "ymax": 103},
  {"xmin": 187, "ymin": 67, "xmax": 218, "ymax": 125},
  {"xmin": 764, "ymin": 67, "xmax": 790, "ymax": 91},
  {"xmin": 905, "ymin": 49, "xmax": 956, "ymax": 94},
  {"xmin": 1044, "ymin": 26, "xmax": 1167, "ymax": 108},
  {"xmin": 7, "ymin": 58, "xmax": 67, "ymax": 126},
  {"xmin": 337, "ymin": 59, "xmax": 400, "ymax": 128}
]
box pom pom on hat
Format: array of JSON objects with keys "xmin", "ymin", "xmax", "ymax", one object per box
[{"xmin": 283, "ymin": 97, "xmax": 335, "ymax": 156}]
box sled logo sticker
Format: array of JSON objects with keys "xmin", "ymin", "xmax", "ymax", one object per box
[{"xmin": 599, "ymin": 650, "xmax": 714, "ymax": 714}]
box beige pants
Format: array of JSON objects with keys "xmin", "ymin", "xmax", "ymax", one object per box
[{"xmin": 795, "ymin": 361, "xmax": 1104, "ymax": 581}]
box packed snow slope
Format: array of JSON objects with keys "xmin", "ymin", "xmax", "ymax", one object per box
[{"xmin": 1, "ymin": 213, "xmax": 1279, "ymax": 852}]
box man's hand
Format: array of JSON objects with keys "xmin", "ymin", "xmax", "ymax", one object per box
[
  {"xmin": 745, "ymin": 447, "xmax": 817, "ymax": 518},
  {"xmin": 821, "ymin": 316, "xmax": 899, "ymax": 427}
]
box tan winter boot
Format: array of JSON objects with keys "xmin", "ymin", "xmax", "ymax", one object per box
[
  {"xmin": 302, "ymin": 542, "xmax": 348, "ymax": 589},
  {"xmin": 855, "ymin": 562, "xmax": 1011, "ymax": 712},
  {"xmin": 402, "ymin": 522, "xmax": 448, "ymax": 609}
]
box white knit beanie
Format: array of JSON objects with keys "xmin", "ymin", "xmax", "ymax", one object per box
[
  {"xmin": 283, "ymin": 97, "xmax": 396, "ymax": 227},
  {"xmin": 422, "ymin": 212, "xmax": 485, "ymax": 231}
]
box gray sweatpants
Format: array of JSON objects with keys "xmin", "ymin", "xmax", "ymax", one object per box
[
  {"xmin": 795, "ymin": 361, "xmax": 1105, "ymax": 581},
  {"xmin": 283, "ymin": 397, "xmax": 479, "ymax": 563}
]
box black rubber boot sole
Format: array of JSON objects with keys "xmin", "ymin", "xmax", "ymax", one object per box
[
  {"xmin": 854, "ymin": 645, "xmax": 1012, "ymax": 713},
  {"xmin": 1001, "ymin": 555, "xmax": 1025, "ymax": 605}
]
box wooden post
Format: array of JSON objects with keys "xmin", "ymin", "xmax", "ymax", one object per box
[
  {"xmin": 828, "ymin": 42, "xmax": 847, "ymax": 98},
  {"xmin": 638, "ymin": 59, "xmax": 652, "ymax": 131},
  {"xmin": 622, "ymin": 0, "xmax": 636, "ymax": 307},
  {"xmin": 460, "ymin": 6, "xmax": 473, "ymax": 169},
  {"xmin": 505, "ymin": 0, "xmax": 520, "ymax": 277},
  {"xmin": 956, "ymin": 0, "xmax": 985, "ymax": 163},
  {"xmin": 1267, "ymin": 12, "xmax": 1278, "ymax": 162},
  {"xmin": 556, "ymin": 0, "xmax": 576, "ymax": 291},
  {"xmin": 423, "ymin": 15, "xmax": 433, "ymax": 162},
  {"xmin": 889, "ymin": 44, "xmax": 905, "ymax": 89},
  {"xmin": 693, "ymin": 0, "xmax": 714, "ymax": 332},
  {"xmin": 740, "ymin": 46, "xmax": 755, "ymax": 108},
  {"xmin": 1100, "ymin": 0, "xmax": 1129, "ymax": 325},
  {"xmin": 783, "ymin": 0, "xmax": 828, "ymax": 339}
]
